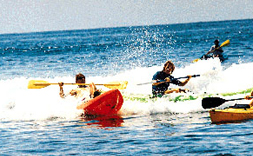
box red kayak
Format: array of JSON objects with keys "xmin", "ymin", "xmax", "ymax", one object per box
[{"xmin": 77, "ymin": 89, "xmax": 123, "ymax": 116}]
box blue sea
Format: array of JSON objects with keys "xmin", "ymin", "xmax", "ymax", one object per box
[{"xmin": 0, "ymin": 19, "xmax": 253, "ymax": 155}]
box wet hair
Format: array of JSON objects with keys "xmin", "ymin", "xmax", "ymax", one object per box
[
  {"xmin": 75, "ymin": 73, "xmax": 85, "ymax": 82},
  {"xmin": 163, "ymin": 60, "xmax": 175, "ymax": 74},
  {"xmin": 214, "ymin": 39, "xmax": 219, "ymax": 43}
]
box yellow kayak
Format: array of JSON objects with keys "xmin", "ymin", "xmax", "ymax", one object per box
[{"xmin": 209, "ymin": 104, "xmax": 253, "ymax": 123}]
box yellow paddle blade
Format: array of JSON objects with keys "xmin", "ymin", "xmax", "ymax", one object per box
[
  {"xmin": 104, "ymin": 81, "xmax": 128, "ymax": 89},
  {"xmin": 220, "ymin": 39, "xmax": 230, "ymax": 47},
  {"xmin": 28, "ymin": 80, "xmax": 51, "ymax": 89},
  {"xmin": 192, "ymin": 58, "xmax": 200, "ymax": 63}
]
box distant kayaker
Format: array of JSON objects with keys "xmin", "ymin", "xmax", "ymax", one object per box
[
  {"xmin": 152, "ymin": 60, "xmax": 192, "ymax": 97},
  {"xmin": 206, "ymin": 39, "xmax": 224, "ymax": 59},
  {"xmin": 58, "ymin": 73, "xmax": 101, "ymax": 101},
  {"xmin": 245, "ymin": 90, "xmax": 253, "ymax": 107}
]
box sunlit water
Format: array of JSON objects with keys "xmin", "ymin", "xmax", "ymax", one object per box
[{"xmin": 0, "ymin": 19, "xmax": 253, "ymax": 155}]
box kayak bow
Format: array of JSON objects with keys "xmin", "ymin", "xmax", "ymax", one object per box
[
  {"xmin": 77, "ymin": 89, "xmax": 123, "ymax": 116},
  {"xmin": 209, "ymin": 105, "xmax": 253, "ymax": 124}
]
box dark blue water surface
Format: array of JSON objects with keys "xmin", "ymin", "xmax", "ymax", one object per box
[
  {"xmin": 0, "ymin": 19, "xmax": 253, "ymax": 155},
  {"xmin": 1, "ymin": 19, "xmax": 252, "ymax": 79}
]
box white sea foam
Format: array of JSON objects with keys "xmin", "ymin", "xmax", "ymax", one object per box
[{"xmin": 1, "ymin": 59, "xmax": 253, "ymax": 120}]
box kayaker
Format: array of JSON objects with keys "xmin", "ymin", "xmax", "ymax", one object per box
[
  {"xmin": 152, "ymin": 60, "xmax": 192, "ymax": 97},
  {"xmin": 245, "ymin": 90, "xmax": 253, "ymax": 106},
  {"xmin": 58, "ymin": 73, "xmax": 101, "ymax": 101},
  {"xmin": 206, "ymin": 39, "xmax": 224, "ymax": 59}
]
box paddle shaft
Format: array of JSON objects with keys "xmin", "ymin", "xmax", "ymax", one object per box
[
  {"xmin": 152, "ymin": 74, "xmax": 200, "ymax": 86},
  {"xmin": 137, "ymin": 74, "xmax": 200, "ymax": 86},
  {"xmin": 34, "ymin": 82, "xmax": 120, "ymax": 86},
  {"xmin": 224, "ymin": 97, "xmax": 247, "ymax": 102},
  {"xmin": 28, "ymin": 80, "xmax": 128, "ymax": 89},
  {"xmin": 224, "ymin": 96, "xmax": 253, "ymax": 103},
  {"xmin": 175, "ymin": 74, "xmax": 200, "ymax": 79}
]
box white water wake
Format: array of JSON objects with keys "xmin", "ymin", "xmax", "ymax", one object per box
[{"xmin": 1, "ymin": 59, "xmax": 253, "ymax": 120}]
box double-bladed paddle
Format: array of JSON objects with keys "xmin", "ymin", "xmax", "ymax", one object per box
[
  {"xmin": 137, "ymin": 74, "xmax": 200, "ymax": 86},
  {"xmin": 202, "ymin": 96, "xmax": 253, "ymax": 109},
  {"xmin": 28, "ymin": 80, "xmax": 128, "ymax": 90}
]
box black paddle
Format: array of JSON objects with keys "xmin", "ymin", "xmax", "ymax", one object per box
[
  {"xmin": 137, "ymin": 74, "xmax": 200, "ymax": 85},
  {"xmin": 202, "ymin": 96, "xmax": 252, "ymax": 109},
  {"xmin": 174, "ymin": 74, "xmax": 200, "ymax": 79}
]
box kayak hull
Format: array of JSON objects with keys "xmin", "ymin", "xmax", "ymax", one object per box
[
  {"xmin": 209, "ymin": 108, "xmax": 253, "ymax": 123},
  {"xmin": 77, "ymin": 89, "xmax": 123, "ymax": 116}
]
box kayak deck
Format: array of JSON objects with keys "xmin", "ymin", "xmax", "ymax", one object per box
[
  {"xmin": 193, "ymin": 54, "xmax": 228, "ymax": 63},
  {"xmin": 209, "ymin": 107, "xmax": 253, "ymax": 124}
]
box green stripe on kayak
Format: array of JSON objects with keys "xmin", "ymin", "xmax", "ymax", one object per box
[
  {"xmin": 220, "ymin": 88, "xmax": 253, "ymax": 96},
  {"xmin": 123, "ymin": 94, "xmax": 198, "ymax": 103},
  {"xmin": 122, "ymin": 88, "xmax": 253, "ymax": 103}
]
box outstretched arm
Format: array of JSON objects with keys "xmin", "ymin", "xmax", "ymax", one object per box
[
  {"xmin": 206, "ymin": 46, "xmax": 215, "ymax": 55},
  {"xmin": 178, "ymin": 75, "xmax": 192, "ymax": 86},
  {"xmin": 152, "ymin": 77, "xmax": 171, "ymax": 86},
  {"xmin": 59, "ymin": 82, "xmax": 65, "ymax": 98}
]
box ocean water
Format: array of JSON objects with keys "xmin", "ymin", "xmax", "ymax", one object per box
[{"xmin": 0, "ymin": 19, "xmax": 253, "ymax": 155}]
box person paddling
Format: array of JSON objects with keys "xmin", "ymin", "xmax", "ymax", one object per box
[
  {"xmin": 152, "ymin": 60, "xmax": 192, "ymax": 97},
  {"xmin": 245, "ymin": 89, "xmax": 253, "ymax": 107},
  {"xmin": 58, "ymin": 73, "xmax": 101, "ymax": 102},
  {"xmin": 205, "ymin": 39, "xmax": 224, "ymax": 61},
  {"xmin": 193, "ymin": 39, "xmax": 229, "ymax": 63}
]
